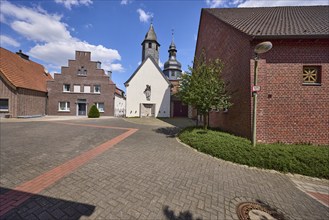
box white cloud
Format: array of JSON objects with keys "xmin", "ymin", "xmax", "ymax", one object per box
[
  {"xmin": 109, "ymin": 63, "xmax": 124, "ymax": 72},
  {"xmin": 159, "ymin": 59, "xmax": 164, "ymax": 69},
  {"xmin": 205, "ymin": 0, "xmax": 224, "ymax": 8},
  {"xmin": 233, "ymin": 0, "xmax": 244, "ymax": 4},
  {"xmin": 84, "ymin": 23, "xmax": 93, "ymax": 29},
  {"xmin": 0, "ymin": 35, "xmax": 20, "ymax": 47},
  {"xmin": 0, "ymin": 13, "xmax": 6, "ymax": 23},
  {"xmin": 54, "ymin": 0, "xmax": 93, "ymax": 10},
  {"xmin": 137, "ymin": 8, "xmax": 153, "ymax": 23},
  {"xmin": 238, "ymin": 0, "xmax": 329, "ymax": 7},
  {"xmin": 2, "ymin": 2, "xmax": 70, "ymax": 42},
  {"xmin": 1, "ymin": 1, "xmax": 122, "ymax": 73},
  {"xmin": 29, "ymin": 41, "xmax": 123, "ymax": 72},
  {"xmin": 120, "ymin": 0, "xmax": 132, "ymax": 5}
]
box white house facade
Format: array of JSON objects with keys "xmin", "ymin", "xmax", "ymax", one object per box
[
  {"xmin": 125, "ymin": 24, "xmax": 170, "ymax": 118},
  {"xmin": 125, "ymin": 58, "xmax": 170, "ymax": 117},
  {"xmin": 114, "ymin": 88, "xmax": 126, "ymax": 117}
]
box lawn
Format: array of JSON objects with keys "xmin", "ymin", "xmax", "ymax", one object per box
[{"xmin": 178, "ymin": 128, "xmax": 329, "ymax": 179}]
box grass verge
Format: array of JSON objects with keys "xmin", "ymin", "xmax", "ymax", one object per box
[{"xmin": 178, "ymin": 127, "xmax": 329, "ymax": 179}]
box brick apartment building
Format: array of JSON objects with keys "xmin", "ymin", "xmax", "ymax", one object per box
[
  {"xmin": 0, "ymin": 48, "xmax": 52, "ymax": 118},
  {"xmin": 47, "ymin": 51, "xmax": 116, "ymax": 116},
  {"xmin": 195, "ymin": 6, "xmax": 329, "ymax": 144}
]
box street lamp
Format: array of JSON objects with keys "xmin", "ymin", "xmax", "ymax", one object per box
[{"xmin": 252, "ymin": 41, "xmax": 272, "ymax": 147}]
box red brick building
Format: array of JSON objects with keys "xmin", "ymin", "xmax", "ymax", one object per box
[
  {"xmin": 0, "ymin": 48, "xmax": 52, "ymax": 118},
  {"xmin": 47, "ymin": 51, "xmax": 116, "ymax": 116},
  {"xmin": 195, "ymin": 6, "xmax": 329, "ymax": 144}
]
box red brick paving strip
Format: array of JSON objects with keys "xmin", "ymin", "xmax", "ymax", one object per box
[
  {"xmin": 0, "ymin": 122, "xmax": 138, "ymax": 217},
  {"xmin": 306, "ymin": 191, "xmax": 329, "ymax": 208}
]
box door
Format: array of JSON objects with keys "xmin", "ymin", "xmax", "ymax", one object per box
[
  {"xmin": 140, "ymin": 104, "xmax": 155, "ymax": 117},
  {"xmin": 78, "ymin": 103, "xmax": 86, "ymax": 116},
  {"xmin": 173, "ymin": 101, "xmax": 188, "ymax": 117}
]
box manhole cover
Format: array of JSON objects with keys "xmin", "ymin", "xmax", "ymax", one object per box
[{"xmin": 237, "ymin": 202, "xmax": 277, "ymax": 220}]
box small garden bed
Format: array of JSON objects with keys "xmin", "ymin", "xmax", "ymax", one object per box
[{"xmin": 178, "ymin": 128, "xmax": 329, "ymax": 179}]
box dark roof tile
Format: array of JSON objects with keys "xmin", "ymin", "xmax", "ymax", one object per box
[{"xmin": 205, "ymin": 6, "xmax": 329, "ymax": 38}]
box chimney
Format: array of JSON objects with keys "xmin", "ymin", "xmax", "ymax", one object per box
[
  {"xmin": 16, "ymin": 50, "xmax": 29, "ymax": 60},
  {"xmin": 107, "ymin": 71, "xmax": 112, "ymax": 79},
  {"xmin": 96, "ymin": 61, "xmax": 101, "ymax": 69}
]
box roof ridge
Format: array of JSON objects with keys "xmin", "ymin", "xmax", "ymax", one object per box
[{"xmin": 204, "ymin": 6, "xmax": 329, "ymax": 38}]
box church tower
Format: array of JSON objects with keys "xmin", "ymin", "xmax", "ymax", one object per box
[
  {"xmin": 141, "ymin": 23, "xmax": 160, "ymax": 64},
  {"xmin": 163, "ymin": 33, "xmax": 182, "ymax": 80}
]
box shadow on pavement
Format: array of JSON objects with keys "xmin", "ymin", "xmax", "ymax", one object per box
[
  {"xmin": 0, "ymin": 187, "xmax": 95, "ymax": 220},
  {"xmin": 153, "ymin": 127, "xmax": 181, "ymax": 138},
  {"xmin": 163, "ymin": 205, "xmax": 202, "ymax": 220},
  {"xmin": 255, "ymin": 199, "xmax": 287, "ymax": 220},
  {"xmin": 154, "ymin": 118, "xmax": 197, "ymax": 138}
]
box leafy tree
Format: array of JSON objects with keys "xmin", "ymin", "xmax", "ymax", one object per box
[
  {"xmin": 88, "ymin": 105, "xmax": 100, "ymax": 118},
  {"xmin": 179, "ymin": 52, "xmax": 232, "ymax": 129}
]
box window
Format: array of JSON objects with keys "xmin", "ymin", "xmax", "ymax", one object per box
[
  {"xmin": 95, "ymin": 102, "xmax": 104, "ymax": 112},
  {"xmin": 74, "ymin": 85, "xmax": 81, "ymax": 93},
  {"xmin": 84, "ymin": 85, "xmax": 91, "ymax": 93},
  {"xmin": 171, "ymin": 71, "xmax": 176, "ymax": 77},
  {"xmin": 77, "ymin": 66, "xmax": 87, "ymax": 76},
  {"xmin": 303, "ymin": 66, "xmax": 321, "ymax": 85},
  {"xmin": 94, "ymin": 85, "xmax": 101, "ymax": 93},
  {"xmin": 148, "ymin": 43, "xmax": 152, "ymax": 48},
  {"xmin": 58, "ymin": 102, "xmax": 70, "ymax": 111},
  {"xmin": 0, "ymin": 99, "xmax": 9, "ymax": 112},
  {"xmin": 156, "ymin": 45, "xmax": 158, "ymax": 51},
  {"xmin": 63, "ymin": 84, "xmax": 70, "ymax": 92}
]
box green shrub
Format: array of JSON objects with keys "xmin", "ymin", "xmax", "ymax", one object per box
[
  {"xmin": 88, "ymin": 105, "xmax": 100, "ymax": 118},
  {"xmin": 178, "ymin": 127, "xmax": 329, "ymax": 179}
]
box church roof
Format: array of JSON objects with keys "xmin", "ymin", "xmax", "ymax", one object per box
[
  {"xmin": 144, "ymin": 23, "xmax": 158, "ymax": 41},
  {"xmin": 204, "ymin": 6, "xmax": 329, "ymax": 39},
  {"xmin": 124, "ymin": 56, "xmax": 170, "ymax": 86},
  {"xmin": 164, "ymin": 59, "xmax": 181, "ymax": 71},
  {"xmin": 169, "ymin": 39, "xmax": 177, "ymax": 51},
  {"xmin": 164, "ymin": 38, "xmax": 182, "ymax": 71}
]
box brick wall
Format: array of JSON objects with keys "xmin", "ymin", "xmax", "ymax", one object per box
[
  {"xmin": 0, "ymin": 76, "xmax": 17, "ymax": 117},
  {"xmin": 47, "ymin": 51, "xmax": 116, "ymax": 116},
  {"xmin": 253, "ymin": 39, "xmax": 329, "ymax": 144},
  {"xmin": 195, "ymin": 9, "xmax": 253, "ymax": 138},
  {"xmin": 196, "ymin": 10, "xmax": 329, "ymax": 145},
  {"xmin": 17, "ymin": 88, "xmax": 47, "ymax": 117},
  {"xmin": 1, "ymin": 76, "xmax": 47, "ymax": 117}
]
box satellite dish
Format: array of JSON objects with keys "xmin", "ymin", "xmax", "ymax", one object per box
[{"xmin": 254, "ymin": 41, "xmax": 272, "ymax": 54}]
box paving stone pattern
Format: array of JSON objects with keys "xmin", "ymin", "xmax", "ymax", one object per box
[{"xmin": 1, "ymin": 118, "xmax": 328, "ymax": 219}]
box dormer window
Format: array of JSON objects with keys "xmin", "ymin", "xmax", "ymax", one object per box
[{"xmin": 78, "ymin": 66, "xmax": 87, "ymax": 76}]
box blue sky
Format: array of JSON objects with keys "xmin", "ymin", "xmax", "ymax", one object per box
[{"xmin": 1, "ymin": 0, "xmax": 328, "ymax": 90}]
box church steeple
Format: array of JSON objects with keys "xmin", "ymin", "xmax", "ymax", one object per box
[
  {"xmin": 163, "ymin": 30, "xmax": 182, "ymax": 80},
  {"xmin": 141, "ymin": 23, "xmax": 160, "ymax": 64}
]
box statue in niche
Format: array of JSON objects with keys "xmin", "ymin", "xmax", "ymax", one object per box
[{"xmin": 144, "ymin": 85, "xmax": 151, "ymax": 101}]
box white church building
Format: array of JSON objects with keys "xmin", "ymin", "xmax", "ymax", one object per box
[{"xmin": 125, "ymin": 24, "xmax": 171, "ymax": 118}]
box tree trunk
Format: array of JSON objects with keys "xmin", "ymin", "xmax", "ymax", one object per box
[{"xmin": 203, "ymin": 113, "xmax": 208, "ymax": 130}]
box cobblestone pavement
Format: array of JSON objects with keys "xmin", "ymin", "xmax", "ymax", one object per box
[{"xmin": 0, "ymin": 118, "xmax": 328, "ymax": 219}]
